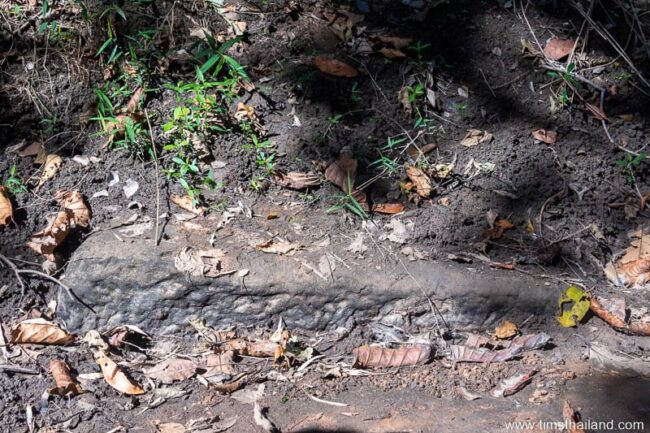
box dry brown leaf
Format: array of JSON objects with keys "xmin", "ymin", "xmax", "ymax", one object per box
[
  {"xmin": 174, "ymin": 247, "xmax": 228, "ymax": 277},
  {"xmin": 379, "ymin": 47, "xmax": 407, "ymax": 59},
  {"xmin": 325, "ymin": 149, "xmax": 358, "ymax": 193},
  {"xmin": 562, "ymin": 400, "xmax": 586, "ymax": 433},
  {"xmin": 487, "ymin": 219, "xmax": 514, "ymax": 240},
  {"xmin": 19, "ymin": 141, "xmax": 43, "ymax": 157},
  {"xmin": 313, "ymin": 56, "xmax": 358, "ymax": 77},
  {"xmin": 532, "ymin": 129, "xmax": 557, "ymax": 144},
  {"xmin": 604, "ymin": 231, "xmax": 650, "ymax": 287},
  {"xmin": 405, "ymin": 142, "xmax": 437, "ymax": 160},
  {"xmin": 170, "ymin": 194, "xmax": 204, "ymax": 215},
  {"xmin": 460, "ymin": 129, "xmax": 493, "ymax": 147},
  {"xmin": 225, "ymin": 339, "xmax": 279, "ymax": 358},
  {"xmin": 372, "ymin": 203, "xmax": 405, "ymax": 214},
  {"xmin": 405, "ymin": 165, "xmax": 433, "ymax": 198},
  {"xmin": 398, "ymin": 86, "xmax": 412, "ymax": 116},
  {"xmin": 10, "ymin": 319, "xmax": 76, "ymax": 345},
  {"xmin": 93, "ymin": 350, "xmax": 145, "ymax": 395},
  {"xmin": 543, "ymin": 38, "xmax": 576, "ymax": 61},
  {"xmin": 375, "ymin": 35, "xmax": 413, "ymax": 50},
  {"xmin": 27, "ymin": 210, "xmax": 72, "ymax": 259},
  {"xmin": 353, "ymin": 344, "xmax": 431, "ymax": 368},
  {"xmin": 490, "ymin": 370, "xmax": 536, "ymax": 397},
  {"xmin": 256, "ymin": 238, "xmax": 299, "ymax": 255},
  {"xmin": 125, "ymin": 87, "xmax": 144, "ymax": 114},
  {"xmin": 234, "ymin": 102, "xmax": 256, "ymax": 122},
  {"xmin": 155, "ymin": 423, "xmax": 186, "ymax": 433},
  {"xmin": 589, "ymin": 296, "xmax": 650, "ymax": 336},
  {"xmin": 0, "ymin": 186, "xmax": 13, "ymax": 227},
  {"xmin": 211, "ymin": 379, "xmax": 243, "ymax": 394},
  {"xmin": 49, "ymin": 359, "xmax": 83, "ymax": 396},
  {"xmin": 494, "ymin": 320, "xmax": 518, "ymax": 339},
  {"xmin": 38, "ymin": 154, "xmax": 63, "ymax": 187},
  {"xmin": 56, "ymin": 190, "xmax": 90, "ymax": 228},
  {"xmin": 204, "ymin": 350, "xmax": 236, "ymax": 376},
  {"xmin": 273, "ymin": 171, "xmax": 322, "ymax": 190},
  {"xmin": 144, "ymin": 358, "xmax": 198, "ymax": 384},
  {"xmin": 450, "ymin": 344, "xmax": 523, "ymax": 363}
]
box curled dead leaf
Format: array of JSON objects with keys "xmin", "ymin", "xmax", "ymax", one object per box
[
  {"xmin": 490, "ymin": 370, "xmax": 536, "ymax": 397},
  {"xmin": 0, "ymin": 186, "xmax": 13, "ymax": 227},
  {"xmin": 379, "ymin": 47, "xmax": 406, "ymax": 59},
  {"xmin": 27, "ymin": 210, "xmax": 72, "ymax": 259},
  {"xmin": 273, "ymin": 171, "xmax": 322, "ymax": 190},
  {"xmin": 543, "ymin": 38, "xmax": 576, "ymax": 61},
  {"xmin": 313, "ymin": 56, "xmax": 358, "ymax": 77},
  {"xmin": 532, "ymin": 129, "xmax": 557, "ymax": 144},
  {"xmin": 375, "ymin": 35, "xmax": 413, "ymax": 50},
  {"xmin": 604, "ymin": 230, "xmax": 650, "ymax": 287},
  {"xmin": 93, "ymin": 350, "xmax": 145, "ymax": 395},
  {"xmin": 204, "ymin": 350, "xmax": 236, "ymax": 376},
  {"xmin": 49, "ymin": 359, "xmax": 83, "ymax": 396},
  {"xmin": 353, "ymin": 344, "xmax": 431, "ymax": 368},
  {"xmin": 170, "ymin": 194, "xmax": 204, "ymax": 215},
  {"xmin": 38, "ymin": 154, "xmax": 63, "ymax": 187},
  {"xmin": 589, "ymin": 296, "xmax": 650, "ymax": 336},
  {"xmin": 371, "ymin": 203, "xmax": 405, "ymax": 214},
  {"xmin": 405, "ymin": 165, "xmax": 433, "ymax": 198},
  {"xmin": 144, "ymin": 358, "xmax": 198, "ymax": 384},
  {"xmin": 56, "ymin": 190, "xmax": 91, "ymax": 228},
  {"xmin": 11, "ymin": 318, "xmax": 76, "ymax": 345},
  {"xmin": 256, "ymin": 238, "xmax": 300, "ymax": 255},
  {"xmin": 125, "ymin": 87, "xmax": 144, "ymax": 114},
  {"xmin": 234, "ymin": 102, "xmax": 256, "ymax": 122},
  {"xmin": 488, "ymin": 219, "xmax": 514, "ymax": 240},
  {"xmin": 225, "ymin": 339, "xmax": 280, "ymax": 358},
  {"xmin": 460, "ymin": 129, "xmax": 493, "ymax": 147},
  {"xmin": 325, "ymin": 149, "xmax": 358, "ymax": 193}
]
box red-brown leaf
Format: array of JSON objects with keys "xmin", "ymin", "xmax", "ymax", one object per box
[
  {"xmin": 543, "ymin": 38, "xmax": 576, "ymax": 61},
  {"xmin": 372, "ymin": 203, "xmax": 405, "ymax": 214},
  {"xmin": 313, "ymin": 56, "xmax": 359, "ymax": 78},
  {"xmin": 353, "ymin": 344, "xmax": 431, "ymax": 368},
  {"xmin": 532, "ymin": 129, "xmax": 557, "ymax": 144}
]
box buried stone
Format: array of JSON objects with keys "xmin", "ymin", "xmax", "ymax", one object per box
[{"xmin": 58, "ymin": 226, "xmax": 559, "ymax": 334}]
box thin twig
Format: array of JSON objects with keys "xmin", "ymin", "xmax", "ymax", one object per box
[
  {"xmin": 0, "ymin": 254, "xmax": 25, "ymax": 296},
  {"xmin": 0, "ymin": 257, "xmax": 97, "ymax": 314},
  {"xmin": 479, "ymin": 68, "xmax": 496, "ymax": 97}
]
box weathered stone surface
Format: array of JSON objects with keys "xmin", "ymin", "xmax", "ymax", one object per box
[{"xmin": 59, "ymin": 225, "xmax": 560, "ymax": 334}]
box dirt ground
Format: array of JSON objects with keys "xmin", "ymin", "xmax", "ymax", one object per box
[{"xmin": 1, "ymin": 0, "xmax": 650, "ymax": 432}]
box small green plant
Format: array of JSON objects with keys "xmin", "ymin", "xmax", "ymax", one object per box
[
  {"xmin": 615, "ymin": 70, "xmax": 633, "ymax": 82},
  {"xmin": 408, "ymin": 40, "xmax": 431, "ymax": 66},
  {"xmin": 616, "ymin": 152, "xmax": 647, "ymax": 185},
  {"xmin": 40, "ymin": 116, "xmax": 58, "ymax": 134},
  {"xmin": 406, "ymin": 83, "xmax": 425, "ymax": 103},
  {"xmin": 350, "ymin": 82, "xmax": 361, "ymax": 103},
  {"xmin": 370, "ymin": 154, "xmax": 399, "ymax": 174},
  {"xmin": 454, "ymin": 102, "xmax": 469, "ymax": 118},
  {"xmin": 4, "ymin": 165, "xmax": 27, "ymax": 195},
  {"xmin": 548, "ymin": 63, "xmax": 580, "ymax": 108},
  {"xmin": 327, "ymin": 177, "xmax": 368, "ymax": 219},
  {"xmin": 327, "ymin": 114, "xmax": 343, "ymax": 125}
]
